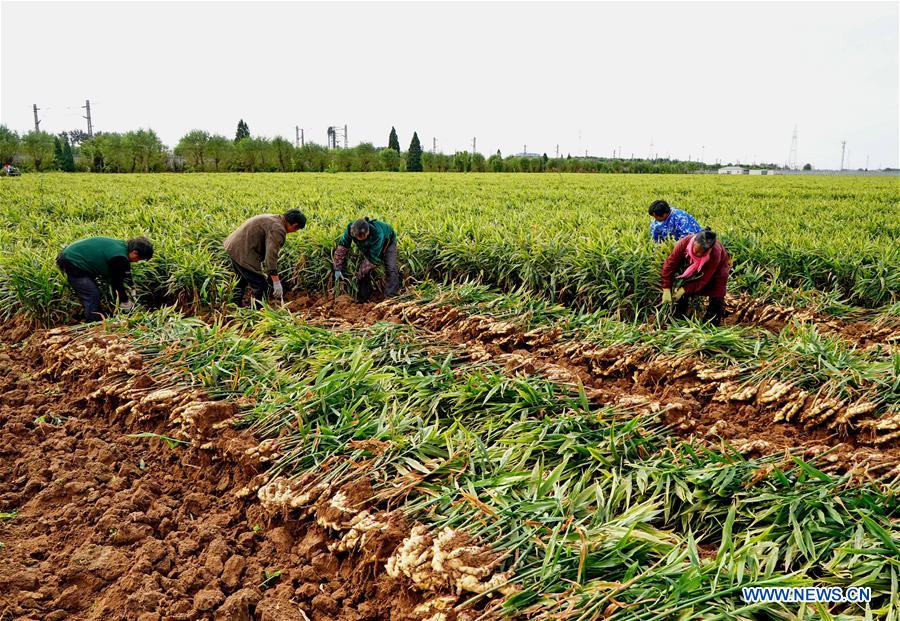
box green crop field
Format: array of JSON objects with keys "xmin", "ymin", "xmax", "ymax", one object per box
[
  {"xmin": 1, "ymin": 172, "xmax": 898, "ymax": 322},
  {"xmin": 0, "ymin": 172, "xmax": 898, "ymax": 619}
]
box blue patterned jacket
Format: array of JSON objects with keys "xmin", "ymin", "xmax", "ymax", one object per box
[{"xmin": 650, "ymin": 208, "xmax": 702, "ymax": 242}]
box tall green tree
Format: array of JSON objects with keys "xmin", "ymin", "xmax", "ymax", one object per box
[
  {"xmin": 406, "ymin": 131, "xmax": 423, "ymax": 172},
  {"xmin": 55, "ymin": 134, "xmax": 76, "ymax": 171},
  {"xmin": 235, "ymin": 119, "xmax": 250, "ymax": 143},
  {"xmin": 235, "ymin": 137, "xmax": 270, "ymax": 172},
  {"xmin": 271, "ymin": 137, "xmax": 294, "ymax": 172},
  {"xmin": 22, "ymin": 130, "xmax": 55, "ymax": 171},
  {"xmin": 294, "ymin": 143, "xmax": 329, "ymax": 172},
  {"xmin": 0, "ymin": 125, "xmax": 19, "ymax": 165},
  {"xmin": 123, "ymin": 129, "xmax": 165, "ymax": 172},
  {"xmin": 379, "ymin": 147, "xmax": 400, "ymax": 172},
  {"xmin": 206, "ymin": 135, "xmax": 233, "ymax": 171},
  {"xmin": 175, "ymin": 130, "xmax": 211, "ymax": 171},
  {"xmin": 388, "ymin": 127, "xmax": 400, "ymax": 153},
  {"xmin": 53, "ymin": 136, "xmax": 65, "ymax": 170}
]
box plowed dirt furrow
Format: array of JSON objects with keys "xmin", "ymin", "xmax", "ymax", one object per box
[
  {"xmin": 0, "ymin": 326, "xmax": 492, "ymax": 621},
  {"xmin": 284, "ymin": 294, "xmax": 899, "ymax": 478},
  {"xmin": 724, "ymin": 294, "xmax": 899, "ymax": 348}
]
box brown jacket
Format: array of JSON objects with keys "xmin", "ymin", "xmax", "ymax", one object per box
[{"xmin": 224, "ymin": 215, "xmax": 287, "ymax": 276}]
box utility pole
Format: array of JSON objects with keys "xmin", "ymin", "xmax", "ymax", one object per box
[
  {"xmin": 472, "ymin": 137, "xmax": 476, "ymax": 155},
  {"xmin": 433, "ymin": 137, "xmax": 436, "ymax": 153},
  {"xmin": 555, "ymin": 144, "xmax": 559, "ymax": 158},
  {"xmin": 82, "ymin": 100, "xmax": 93, "ymax": 137},
  {"xmin": 865, "ymin": 154, "xmax": 869, "ymax": 171},
  {"xmin": 788, "ymin": 125, "xmax": 799, "ymax": 169},
  {"xmin": 344, "ymin": 125, "xmax": 348, "ymax": 148},
  {"xmin": 840, "ymin": 140, "xmax": 846, "ymax": 171},
  {"xmin": 33, "ymin": 104, "xmax": 41, "ymax": 132},
  {"xmin": 701, "ymin": 145, "xmax": 705, "ymax": 164}
]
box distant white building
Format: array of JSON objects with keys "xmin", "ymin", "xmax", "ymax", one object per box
[
  {"xmin": 718, "ymin": 166, "xmax": 748, "ymax": 175},
  {"xmin": 748, "ymin": 169, "xmax": 777, "ymax": 175}
]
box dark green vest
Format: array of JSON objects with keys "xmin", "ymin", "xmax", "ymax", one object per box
[
  {"xmin": 337, "ymin": 219, "xmax": 396, "ymax": 264},
  {"xmin": 61, "ymin": 237, "xmax": 129, "ymax": 278}
]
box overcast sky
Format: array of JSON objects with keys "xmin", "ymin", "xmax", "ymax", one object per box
[{"xmin": 1, "ymin": 1, "xmax": 897, "ymax": 168}]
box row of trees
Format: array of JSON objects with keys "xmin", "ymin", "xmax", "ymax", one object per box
[
  {"xmin": 1, "ymin": 122, "xmax": 720, "ymax": 174},
  {"xmin": 1, "ymin": 126, "xmax": 167, "ymax": 172}
]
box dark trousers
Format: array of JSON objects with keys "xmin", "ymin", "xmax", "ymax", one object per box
[
  {"xmin": 674, "ymin": 295, "xmax": 726, "ymax": 326},
  {"xmin": 230, "ymin": 260, "xmax": 271, "ymax": 307},
  {"xmin": 57, "ymin": 253, "xmax": 102, "ymax": 322},
  {"xmin": 357, "ymin": 240, "xmax": 400, "ymax": 303}
]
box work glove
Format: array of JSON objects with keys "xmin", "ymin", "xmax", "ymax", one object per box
[
  {"xmin": 272, "ymin": 280, "xmax": 284, "ymax": 299},
  {"xmin": 120, "ymin": 300, "xmax": 134, "ymax": 313},
  {"xmin": 674, "ymin": 287, "xmax": 686, "ymax": 301},
  {"xmin": 661, "ymin": 289, "xmax": 673, "ymax": 304},
  {"xmin": 334, "ymin": 270, "xmax": 343, "ymax": 282}
]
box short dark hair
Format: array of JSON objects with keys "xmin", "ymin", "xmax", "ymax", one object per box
[
  {"xmin": 127, "ymin": 236, "xmax": 154, "ymax": 260},
  {"xmin": 283, "ymin": 209, "xmax": 306, "ymax": 229},
  {"xmin": 648, "ymin": 200, "xmax": 671, "ymax": 217},
  {"xmin": 694, "ymin": 227, "xmax": 717, "ymax": 250},
  {"xmin": 350, "ymin": 218, "xmax": 370, "ymax": 237}
]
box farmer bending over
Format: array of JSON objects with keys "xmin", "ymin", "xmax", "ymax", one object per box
[
  {"xmin": 224, "ymin": 209, "xmax": 306, "ymax": 306},
  {"xmin": 648, "ymin": 199, "xmax": 702, "ymax": 242},
  {"xmin": 660, "ymin": 228, "xmax": 730, "ymax": 326},
  {"xmin": 56, "ymin": 236, "xmax": 154, "ymax": 322},
  {"xmin": 333, "ymin": 217, "xmax": 399, "ymax": 303}
]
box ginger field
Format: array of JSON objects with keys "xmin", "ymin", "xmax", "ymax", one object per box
[
  {"xmin": 0, "ymin": 172, "xmax": 898, "ymax": 620},
  {"xmin": 1, "ymin": 172, "xmax": 898, "ymax": 321}
]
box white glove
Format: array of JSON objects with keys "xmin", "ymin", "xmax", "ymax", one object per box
[
  {"xmin": 272, "ymin": 280, "xmax": 284, "ymax": 299},
  {"xmin": 120, "ymin": 300, "xmax": 134, "ymax": 313}
]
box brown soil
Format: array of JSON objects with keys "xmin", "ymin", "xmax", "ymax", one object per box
[
  {"xmin": 285, "ymin": 293, "xmax": 900, "ymax": 478},
  {"xmin": 724, "ymin": 294, "xmax": 899, "ymax": 348},
  {"xmin": 0, "ymin": 326, "xmax": 471, "ymax": 621},
  {"xmin": 1, "ymin": 291, "xmax": 895, "ymax": 619}
]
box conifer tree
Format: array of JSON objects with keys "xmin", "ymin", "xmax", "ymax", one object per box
[
  {"xmin": 388, "ymin": 127, "xmax": 400, "ymax": 152},
  {"xmin": 406, "ymin": 132, "xmax": 423, "ymax": 172}
]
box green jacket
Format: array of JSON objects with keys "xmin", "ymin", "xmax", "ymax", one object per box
[
  {"xmin": 337, "ymin": 218, "xmax": 396, "ymax": 264},
  {"xmin": 61, "ymin": 237, "xmax": 129, "ymax": 279}
]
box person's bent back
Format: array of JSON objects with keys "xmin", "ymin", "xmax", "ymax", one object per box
[
  {"xmin": 223, "ymin": 209, "xmax": 306, "ymax": 306},
  {"xmin": 57, "ymin": 236, "xmax": 154, "ymax": 322},
  {"xmin": 648, "ymin": 199, "xmax": 702, "ymax": 242}
]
